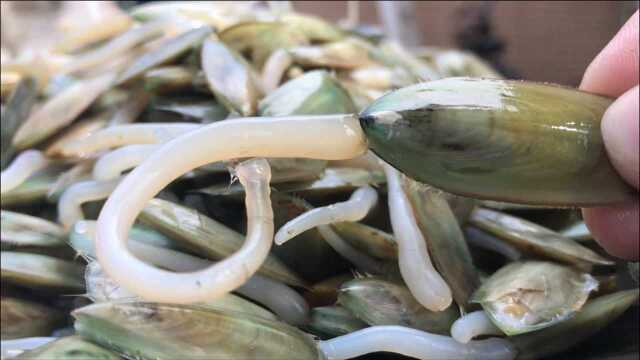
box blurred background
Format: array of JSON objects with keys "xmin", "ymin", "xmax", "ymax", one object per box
[
  {"xmin": 294, "ymin": 1, "xmax": 639, "ymax": 86},
  {"xmin": 2, "ymin": 0, "xmax": 638, "ymax": 86}
]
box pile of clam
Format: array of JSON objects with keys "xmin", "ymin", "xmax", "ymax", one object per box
[{"xmin": 1, "ymin": 2, "xmax": 638, "ymax": 359}]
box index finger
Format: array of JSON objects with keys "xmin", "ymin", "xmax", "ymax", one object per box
[{"xmin": 580, "ymin": 11, "xmax": 639, "ymax": 97}]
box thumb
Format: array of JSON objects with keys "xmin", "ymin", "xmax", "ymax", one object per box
[{"xmin": 601, "ymin": 85, "xmax": 639, "ymax": 189}]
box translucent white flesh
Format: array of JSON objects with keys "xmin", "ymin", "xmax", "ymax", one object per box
[
  {"xmin": 115, "ymin": 242, "xmax": 310, "ymax": 324},
  {"xmin": 132, "ymin": 251, "xmax": 311, "ymax": 325},
  {"xmin": 330, "ymin": 151, "xmax": 384, "ymax": 171},
  {"xmin": 275, "ymin": 186, "xmax": 378, "ymax": 245},
  {"xmin": 318, "ymin": 326, "xmax": 516, "ymax": 360},
  {"xmin": 451, "ymin": 311, "xmax": 504, "ymax": 344},
  {"xmin": 93, "ymin": 144, "xmax": 158, "ymax": 180},
  {"xmin": 1, "ymin": 150, "xmax": 51, "ymax": 194},
  {"xmin": 237, "ymin": 270, "xmax": 310, "ymax": 325},
  {"xmin": 261, "ymin": 49, "xmax": 293, "ymax": 93},
  {"xmin": 1, "ymin": 337, "xmax": 57, "ymax": 359},
  {"xmin": 74, "ymin": 220, "xmax": 309, "ymax": 325},
  {"xmin": 58, "ymin": 123, "xmax": 199, "ymax": 158},
  {"xmin": 383, "ymin": 163, "xmax": 453, "ymax": 311},
  {"xmin": 95, "ymin": 158, "xmax": 276, "ymax": 303},
  {"xmin": 58, "ymin": 179, "xmax": 120, "ymax": 230},
  {"xmin": 96, "ymin": 115, "xmax": 366, "ymax": 304}
]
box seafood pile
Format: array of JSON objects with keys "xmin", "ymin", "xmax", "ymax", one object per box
[{"xmin": 1, "ymin": 2, "xmax": 638, "ymax": 359}]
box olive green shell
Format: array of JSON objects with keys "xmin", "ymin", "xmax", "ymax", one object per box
[
  {"xmin": 1, "ymin": 297, "xmax": 65, "ymax": 339},
  {"xmin": 511, "ymin": 289, "xmax": 639, "ymax": 359},
  {"xmin": 338, "ymin": 277, "xmax": 459, "ymax": 335},
  {"xmin": 1, "ymin": 210, "xmax": 66, "ymax": 249},
  {"xmin": 138, "ymin": 198, "xmax": 306, "ymax": 287},
  {"xmin": 307, "ymin": 306, "xmax": 367, "ymax": 338},
  {"xmin": 14, "ymin": 336, "xmax": 120, "ymax": 359},
  {"xmin": 115, "ymin": 26, "xmax": 213, "ymax": 85},
  {"xmin": 1, "ymin": 77, "xmax": 37, "ymax": 169},
  {"xmin": 0, "ymin": 170, "xmax": 60, "ymax": 207},
  {"xmin": 360, "ymin": 77, "xmax": 635, "ymax": 206},
  {"xmin": 402, "ymin": 178, "xmax": 480, "ymax": 308},
  {"xmin": 331, "ymin": 222, "xmax": 397, "ymax": 260},
  {"xmin": 470, "ymin": 208, "xmax": 612, "ymax": 268},
  {"xmin": 73, "ymin": 302, "xmax": 322, "ymax": 360},
  {"xmin": 259, "ymin": 70, "xmax": 356, "ymax": 116},
  {"xmin": 1, "ymin": 252, "xmax": 85, "ymax": 292}
]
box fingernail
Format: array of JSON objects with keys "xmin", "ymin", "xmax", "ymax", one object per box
[{"xmin": 601, "ymin": 86, "xmax": 639, "ymax": 189}]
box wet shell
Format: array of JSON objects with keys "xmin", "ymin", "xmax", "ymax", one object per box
[
  {"xmin": 1, "ymin": 77, "xmax": 37, "ymax": 169},
  {"xmin": 331, "ymin": 222, "xmax": 397, "ymax": 260},
  {"xmin": 84, "ymin": 261, "xmax": 277, "ymax": 321},
  {"xmin": 1, "ymin": 297, "xmax": 64, "ymax": 340},
  {"xmin": 1, "ymin": 252, "xmax": 85, "ymax": 292},
  {"xmin": 470, "ymin": 207, "xmax": 613, "ymax": 268},
  {"xmin": 259, "ymin": 70, "xmax": 356, "ymax": 116},
  {"xmin": 338, "ymin": 277, "xmax": 459, "ymax": 335},
  {"xmin": 12, "ymin": 72, "xmax": 116, "ymax": 149},
  {"xmin": 143, "ymin": 66, "xmax": 207, "ymax": 94},
  {"xmin": 308, "ymin": 306, "xmax": 367, "ymax": 338},
  {"xmin": 152, "ymin": 96, "xmax": 229, "ymax": 123},
  {"xmin": 73, "ymin": 302, "xmax": 322, "ymax": 360},
  {"xmin": 403, "ymin": 178, "xmax": 480, "ymax": 308},
  {"xmin": 288, "ymin": 38, "xmax": 377, "ymax": 70},
  {"xmin": 304, "ymin": 274, "xmax": 354, "ymax": 307},
  {"xmin": 1, "ymin": 210, "xmax": 65, "ymax": 249},
  {"xmin": 0, "ymin": 169, "xmax": 61, "ymax": 207},
  {"xmin": 360, "ymin": 77, "xmax": 636, "ymax": 206},
  {"xmin": 219, "ymin": 21, "xmax": 309, "ymax": 69},
  {"xmin": 201, "ymin": 38, "xmax": 262, "ymax": 116},
  {"xmin": 115, "ymin": 26, "xmax": 213, "ymax": 85},
  {"xmin": 511, "ymin": 289, "xmax": 639, "ymax": 359},
  {"xmin": 138, "ymin": 198, "xmax": 306, "ymax": 287}
]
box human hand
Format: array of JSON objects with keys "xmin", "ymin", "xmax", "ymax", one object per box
[{"xmin": 581, "ymin": 11, "xmax": 639, "ymax": 260}]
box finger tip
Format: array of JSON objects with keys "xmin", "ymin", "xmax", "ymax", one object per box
[
  {"xmin": 583, "ymin": 203, "xmax": 639, "ymax": 261},
  {"xmin": 601, "ymin": 86, "xmax": 640, "ymax": 189}
]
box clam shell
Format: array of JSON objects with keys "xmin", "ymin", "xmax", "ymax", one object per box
[
  {"xmin": 403, "ymin": 178, "xmax": 480, "ymax": 308},
  {"xmin": 201, "ymin": 38, "xmax": 262, "ymax": 116},
  {"xmin": 308, "ymin": 306, "xmax": 367, "ymax": 339},
  {"xmin": 219, "ymin": 21, "xmax": 308, "ymax": 69},
  {"xmin": 332, "ymin": 222, "xmax": 397, "ymax": 260},
  {"xmin": 138, "ymin": 198, "xmax": 306, "ymax": 287},
  {"xmin": 360, "ymin": 77, "xmax": 635, "ymax": 206},
  {"xmin": 1, "ymin": 297, "xmax": 64, "ymax": 340},
  {"xmin": 1, "ymin": 210, "xmax": 65, "ymax": 249},
  {"xmin": 471, "ymin": 261, "xmax": 598, "ymax": 336},
  {"xmin": 116, "ymin": 26, "xmax": 213, "ymax": 85},
  {"xmin": 470, "ymin": 208, "xmax": 613, "ymax": 268},
  {"xmin": 1, "ymin": 252, "xmax": 85, "ymax": 292},
  {"xmin": 259, "ymin": 70, "xmax": 356, "ymax": 116},
  {"xmin": 338, "ymin": 277, "xmax": 459, "ymax": 335},
  {"xmin": 511, "ymin": 289, "xmax": 639, "ymax": 359},
  {"xmin": 73, "ymin": 302, "xmax": 322, "ymax": 360},
  {"xmin": 1, "ymin": 77, "xmax": 37, "ymax": 169}
]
